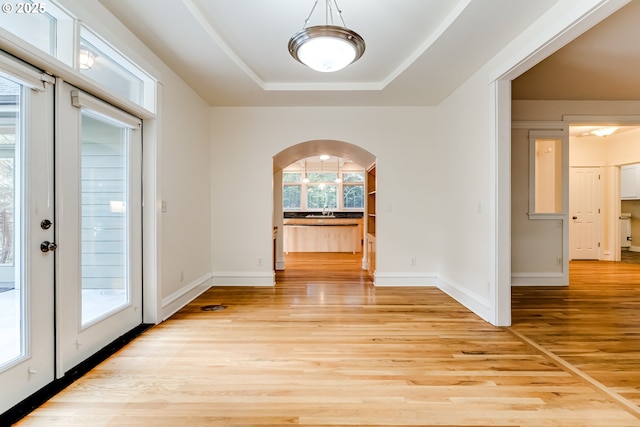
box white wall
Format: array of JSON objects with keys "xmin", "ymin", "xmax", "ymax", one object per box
[{"xmin": 210, "ymin": 107, "xmax": 442, "ymax": 287}]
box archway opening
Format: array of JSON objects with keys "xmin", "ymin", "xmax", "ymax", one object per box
[{"xmin": 273, "ymin": 140, "xmax": 376, "ymax": 281}]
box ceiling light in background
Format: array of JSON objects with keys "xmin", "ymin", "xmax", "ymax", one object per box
[
  {"xmin": 288, "ymin": 0, "xmax": 365, "ymax": 73},
  {"xmin": 78, "ymin": 48, "xmax": 96, "ymax": 70},
  {"xmin": 303, "ymin": 158, "xmax": 310, "ymax": 182},
  {"xmin": 590, "ymin": 126, "xmax": 618, "ymax": 137},
  {"xmin": 318, "ymin": 157, "xmax": 326, "ymax": 189}
]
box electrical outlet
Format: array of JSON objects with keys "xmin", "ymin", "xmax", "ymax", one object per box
[
  {"xmin": 410, "ymin": 257, "xmax": 416, "ymax": 266},
  {"xmin": 258, "ymin": 257, "xmax": 263, "ymax": 266},
  {"xmin": 180, "ymin": 270, "xmax": 184, "ymax": 281},
  {"xmin": 556, "ymin": 257, "xmax": 562, "ymax": 266}
]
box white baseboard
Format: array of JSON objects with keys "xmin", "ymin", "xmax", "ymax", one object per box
[
  {"xmin": 373, "ymin": 272, "xmax": 437, "ymax": 287},
  {"xmin": 161, "ymin": 273, "xmax": 213, "ymax": 321},
  {"xmin": 212, "ymin": 271, "xmax": 275, "ymax": 286},
  {"xmin": 511, "ymin": 272, "xmax": 567, "ymax": 286},
  {"xmin": 437, "ymin": 275, "xmax": 491, "ymax": 323},
  {"xmin": 275, "ymin": 261, "xmax": 285, "ymax": 270},
  {"xmin": 630, "ymin": 245, "xmax": 640, "ymax": 253}
]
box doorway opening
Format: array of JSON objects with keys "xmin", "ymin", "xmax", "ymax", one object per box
[
  {"xmin": 569, "ymin": 124, "xmax": 640, "ymax": 264},
  {"xmin": 272, "ymin": 140, "xmax": 375, "ymax": 282}
]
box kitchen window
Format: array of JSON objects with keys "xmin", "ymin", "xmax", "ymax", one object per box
[{"xmin": 283, "ymin": 171, "xmax": 364, "ymax": 211}]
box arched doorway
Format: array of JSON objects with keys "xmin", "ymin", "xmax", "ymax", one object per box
[{"xmin": 273, "ymin": 140, "xmax": 376, "ymax": 279}]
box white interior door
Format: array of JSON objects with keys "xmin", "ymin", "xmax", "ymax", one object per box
[
  {"xmin": 0, "ymin": 61, "xmax": 55, "ymax": 410},
  {"xmin": 570, "ymin": 167, "xmax": 601, "ymax": 260},
  {"xmin": 56, "ymin": 82, "xmax": 142, "ymax": 374}
]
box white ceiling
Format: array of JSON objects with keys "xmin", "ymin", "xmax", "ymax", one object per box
[{"xmin": 98, "ymin": 0, "xmax": 560, "ymax": 107}]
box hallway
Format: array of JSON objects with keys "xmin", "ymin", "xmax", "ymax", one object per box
[{"xmin": 13, "ymin": 255, "xmax": 640, "ymax": 426}]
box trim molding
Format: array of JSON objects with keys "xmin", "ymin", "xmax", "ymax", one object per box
[
  {"xmin": 212, "ymin": 271, "xmax": 275, "ymax": 287},
  {"xmin": 511, "ymin": 272, "xmax": 567, "ymax": 286},
  {"xmin": 373, "ymin": 272, "xmax": 437, "ymax": 287},
  {"xmin": 437, "ymin": 275, "xmax": 491, "ymax": 322},
  {"xmin": 161, "ymin": 273, "xmax": 213, "ymax": 320}
]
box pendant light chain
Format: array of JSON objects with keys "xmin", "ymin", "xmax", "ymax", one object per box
[
  {"xmin": 332, "ymin": 0, "xmax": 348, "ymax": 28},
  {"xmin": 302, "ymin": 0, "xmax": 319, "ymax": 29},
  {"xmin": 302, "ymin": 0, "xmax": 348, "ymax": 29}
]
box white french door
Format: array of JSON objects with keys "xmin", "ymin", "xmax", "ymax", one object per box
[
  {"xmin": 0, "ymin": 59, "xmax": 55, "ymax": 410},
  {"xmin": 55, "ymin": 82, "xmax": 142, "ymax": 374}
]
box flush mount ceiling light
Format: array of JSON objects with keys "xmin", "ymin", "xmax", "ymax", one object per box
[
  {"xmin": 590, "ymin": 126, "xmax": 618, "ymax": 137},
  {"xmin": 288, "ymin": 0, "xmax": 365, "ymax": 73}
]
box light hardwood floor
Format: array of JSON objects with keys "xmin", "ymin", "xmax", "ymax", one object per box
[{"xmin": 15, "ymin": 254, "xmax": 640, "ymax": 426}]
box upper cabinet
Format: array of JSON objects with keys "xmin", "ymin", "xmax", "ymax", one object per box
[{"xmin": 621, "ymin": 164, "xmax": 640, "ymax": 199}]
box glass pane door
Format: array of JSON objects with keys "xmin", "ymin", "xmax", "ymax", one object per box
[
  {"xmin": 56, "ymin": 83, "xmax": 142, "ymax": 374},
  {"xmin": 0, "ymin": 68, "xmax": 55, "ymax": 412}
]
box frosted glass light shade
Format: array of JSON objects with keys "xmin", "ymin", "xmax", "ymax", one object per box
[{"xmin": 289, "ymin": 25, "xmax": 365, "ymax": 73}]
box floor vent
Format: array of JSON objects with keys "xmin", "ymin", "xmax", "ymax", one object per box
[{"xmin": 201, "ymin": 304, "xmax": 227, "ymax": 312}]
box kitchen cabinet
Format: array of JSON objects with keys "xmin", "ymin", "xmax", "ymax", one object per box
[
  {"xmin": 621, "ymin": 164, "xmax": 640, "ymax": 199},
  {"xmin": 283, "ymin": 218, "xmax": 363, "ymax": 253}
]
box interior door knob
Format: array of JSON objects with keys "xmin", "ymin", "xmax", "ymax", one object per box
[
  {"xmin": 40, "ymin": 241, "xmax": 57, "ymax": 253},
  {"xmin": 40, "ymin": 219, "xmax": 52, "ymax": 230}
]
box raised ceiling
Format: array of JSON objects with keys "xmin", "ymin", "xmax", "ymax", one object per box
[{"xmin": 98, "ymin": 0, "xmax": 559, "ymax": 107}]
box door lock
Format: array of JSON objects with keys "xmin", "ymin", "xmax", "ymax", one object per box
[
  {"xmin": 40, "ymin": 219, "xmax": 52, "ymax": 230},
  {"xmin": 40, "ymin": 241, "xmax": 57, "ymax": 253}
]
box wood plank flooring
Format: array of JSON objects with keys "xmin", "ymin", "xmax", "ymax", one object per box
[
  {"xmin": 511, "ymin": 260, "xmax": 640, "ymax": 415},
  {"xmin": 16, "ymin": 254, "xmax": 640, "ymax": 426}
]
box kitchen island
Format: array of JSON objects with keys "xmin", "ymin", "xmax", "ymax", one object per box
[{"xmin": 283, "ymin": 217, "xmax": 363, "ymax": 253}]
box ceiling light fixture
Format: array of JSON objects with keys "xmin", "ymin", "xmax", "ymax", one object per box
[
  {"xmin": 303, "ymin": 158, "xmax": 310, "ymax": 183},
  {"xmin": 590, "ymin": 126, "xmax": 618, "ymax": 137},
  {"xmin": 319, "ymin": 158, "xmax": 326, "ymax": 189},
  {"xmin": 288, "ymin": 0, "xmax": 365, "ymax": 73}
]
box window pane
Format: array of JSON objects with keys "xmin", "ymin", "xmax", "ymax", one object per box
[
  {"xmin": 80, "ymin": 26, "xmax": 154, "ymax": 111},
  {"xmin": 307, "ymin": 172, "xmax": 337, "ymax": 183},
  {"xmin": 283, "ymin": 185, "xmax": 301, "ymax": 209},
  {"xmin": 533, "ymin": 137, "xmax": 562, "ymax": 214},
  {"xmin": 0, "ymin": 6, "xmax": 56, "ymax": 55},
  {"xmin": 0, "ymin": 76, "xmax": 21, "ymax": 365},
  {"xmin": 81, "ymin": 112, "xmax": 129, "ymax": 325},
  {"xmin": 343, "ymin": 172, "xmax": 364, "ymax": 183},
  {"xmin": 307, "ymin": 185, "xmax": 337, "ymax": 210},
  {"xmin": 343, "ymin": 184, "xmax": 364, "ymax": 209},
  {"xmin": 283, "ymin": 172, "xmax": 301, "ymax": 183},
  {"xmin": 0, "ymin": 1, "xmax": 74, "ymax": 65}
]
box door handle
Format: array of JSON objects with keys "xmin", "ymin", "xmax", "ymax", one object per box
[
  {"xmin": 40, "ymin": 241, "xmax": 57, "ymax": 253},
  {"xmin": 572, "ymin": 216, "xmax": 578, "ymax": 220}
]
